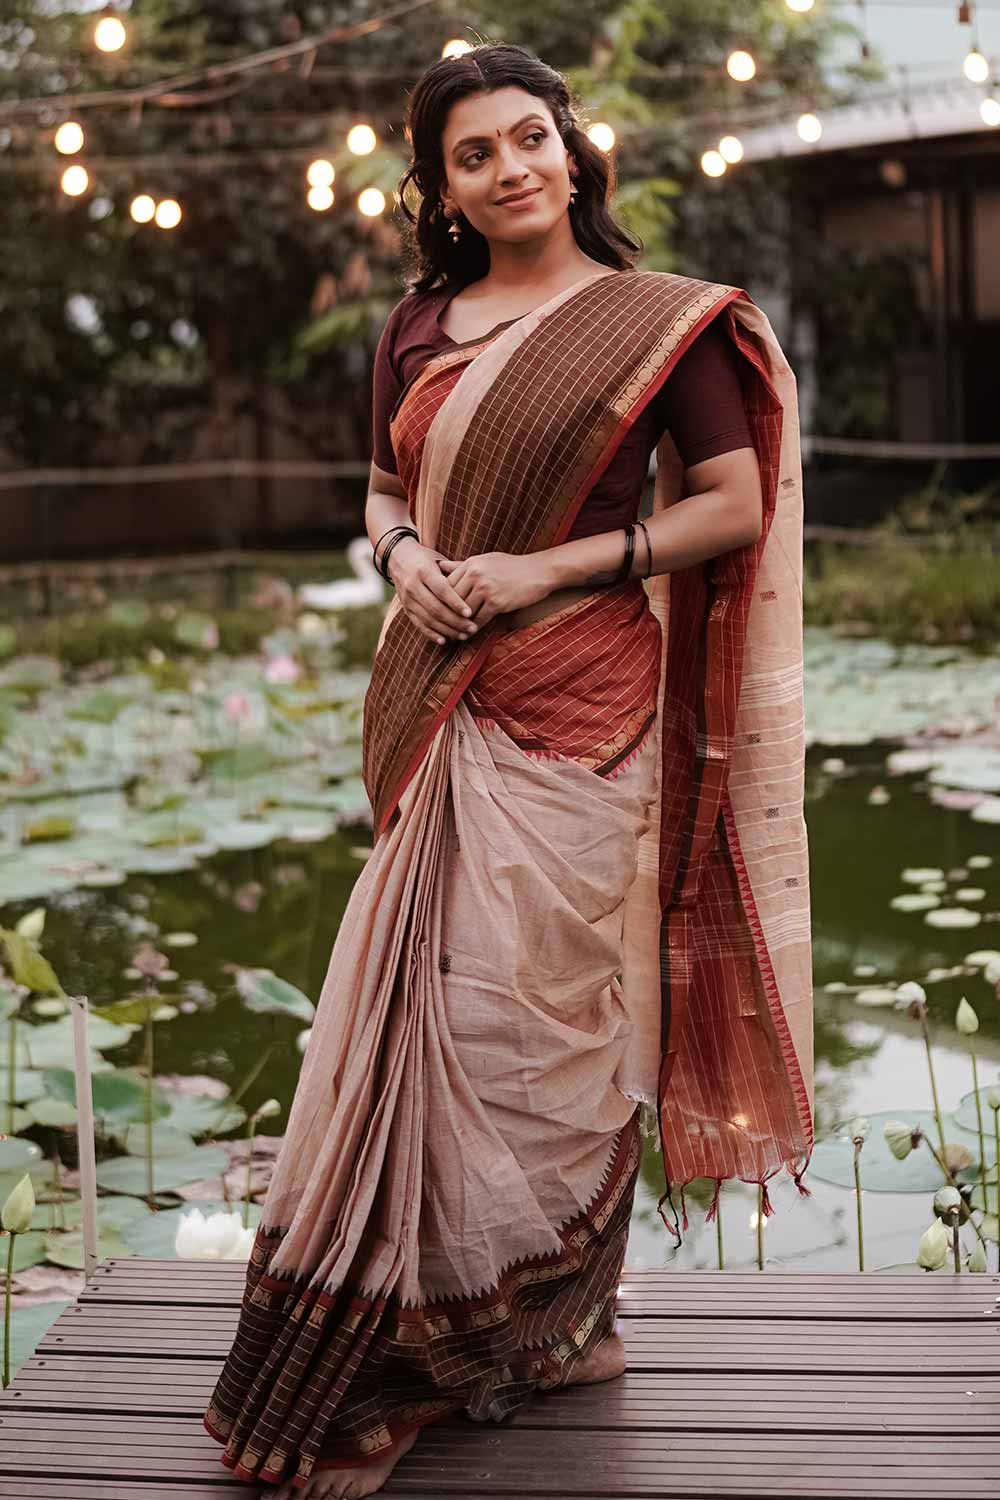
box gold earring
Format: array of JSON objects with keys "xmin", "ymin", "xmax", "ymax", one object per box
[
  {"xmin": 568, "ymin": 181, "xmax": 578, "ymax": 202},
  {"xmin": 442, "ymin": 202, "xmax": 462, "ymax": 240}
]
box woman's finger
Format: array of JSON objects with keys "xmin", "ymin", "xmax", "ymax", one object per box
[{"xmin": 425, "ymin": 565, "xmax": 474, "ymax": 621}]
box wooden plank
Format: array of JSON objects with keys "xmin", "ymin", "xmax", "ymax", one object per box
[
  {"xmin": 3, "ymin": 1415, "xmax": 1000, "ymax": 1494},
  {"xmin": 34, "ymin": 1304, "xmax": 1000, "ymax": 1371},
  {"xmin": 0, "ymin": 1486, "xmax": 254, "ymax": 1500},
  {"xmin": 5, "ymin": 1356, "xmax": 1000, "ymax": 1433},
  {"xmin": 79, "ymin": 1260, "xmax": 1000, "ymax": 1320}
]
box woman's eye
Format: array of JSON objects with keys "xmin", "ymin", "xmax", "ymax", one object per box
[{"xmin": 464, "ymin": 132, "xmax": 545, "ymax": 167}]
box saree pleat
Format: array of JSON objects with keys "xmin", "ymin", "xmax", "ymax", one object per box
[{"xmin": 204, "ymin": 268, "xmax": 815, "ymax": 1486}]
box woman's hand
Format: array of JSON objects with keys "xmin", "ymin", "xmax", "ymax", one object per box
[
  {"xmin": 436, "ymin": 552, "xmax": 554, "ymax": 628},
  {"xmin": 386, "ymin": 537, "xmax": 480, "ymax": 646}
]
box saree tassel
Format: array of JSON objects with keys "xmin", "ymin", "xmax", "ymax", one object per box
[
  {"xmin": 704, "ymin": 1177, "xmax": 723, "ymax": 1226},
  {"xmin": 656, "ymin": 1183, "xmax": 683, "ymax": 1245},
  {"xmin": 679, "ymin": 1182, "xmax": 689, "ymax": 1232},
  {"xmin": 793, "ymin": 1165, "xmax": 813, "ymax": 1200},
  {"xmin": 758, "ymin": 1179, "xmax": 775, "ymax": 1220}
]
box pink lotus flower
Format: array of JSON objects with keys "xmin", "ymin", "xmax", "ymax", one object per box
[
  {"xmin": 264, "ymin": 654, "xmax": 300, "ymax": 685},
  {"xmin": 222, "ymin": 690, "xmax": 253, "ymax": 722}
]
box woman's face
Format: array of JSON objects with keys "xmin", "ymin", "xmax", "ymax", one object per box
[{"xmin": 439, "ymin": 86, "xmax": 572, "ymax": 241}]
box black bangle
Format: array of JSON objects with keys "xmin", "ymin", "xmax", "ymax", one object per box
[
  {"xmin": 373, "ymin": 524, "xmax": 417, "ymax": 575},
  {"xmin": 378, "ymin": 528, "xmax": 419, "ymax": 584},
  {"xmin": 635, "ymin": 519, "xmax": 653, "ymax": 579},
  {"xmin": 615, "ymin": 524, "xmax": 635, "ymax": 584}
]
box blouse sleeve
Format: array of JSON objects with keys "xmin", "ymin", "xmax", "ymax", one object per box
[
  {"xmin": 650, "ymin": 317, "xmax": 753, "ymax": 466},
  {"xmin": 371, "ymin": 301, "xmax": 405, "ymax": 474}
]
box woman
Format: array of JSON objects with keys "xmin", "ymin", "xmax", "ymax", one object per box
[{"xmin": 203, "ymin": 40, "xmax": 814, "ymax": 1500}]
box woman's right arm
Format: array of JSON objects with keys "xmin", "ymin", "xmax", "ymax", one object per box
[{"xmin": 365, "ymin": 463, "xmax": 477, "ymax": 645}]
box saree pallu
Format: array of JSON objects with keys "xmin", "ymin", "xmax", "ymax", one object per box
[{"xmin": 204, "ymin": 268, "xmax": 815, "ymax": 1487}]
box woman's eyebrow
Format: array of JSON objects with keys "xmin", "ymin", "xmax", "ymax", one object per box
[{"xmin": 451, "ymin": 113, "xmax": 546, "ymax": 154}]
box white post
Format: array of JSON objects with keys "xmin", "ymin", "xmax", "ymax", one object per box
[{"xmin": 70, "ymin": 995, "xmax": 99, "ymax": 1279}]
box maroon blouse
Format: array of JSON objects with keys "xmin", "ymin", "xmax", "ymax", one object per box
[{"xmin": 371, "ymin": 279, "xmax": 752, "ymax": 542}]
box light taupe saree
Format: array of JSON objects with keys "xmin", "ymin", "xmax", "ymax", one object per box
[{"xmin": 204, "ymin": 268, "xmax": 815, "ymax": 1490}]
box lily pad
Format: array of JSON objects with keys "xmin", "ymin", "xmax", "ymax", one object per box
[
  {"xmin": 4, "ymin": 1229, "xmax": 47, "ymax": 1272},
  {"xmin": 0, "ymin": 1067, "xmax": 48, "ymax": 1103},
  {"xmin": 123, "ymin": 1123, "xmax": 197, "ymax": 1158},
  {"xmin": 26, "ymin": 1096, "xmax": 79, "ymax": 1127},
  {"xmin": 42, "ymin": 1067, "xmax": 171, "ymax": 1125},
  {"xmin": 0, "ymin": 1136, "xmax": 44, "ymax": 1172},
  {"xmin": 164, "ymin": 1094, "xmax": 246, "ymax": 1137},
  {"xmin": 806, "ymin": 1109, "xmax": 984, "ymax": 1193},
  {"xmin": 43, "ymin": 1223, "xmax": 134, "ymax": 1268},
  {"xmin": 95, "ymin": 1144, "xmax": 229, "ymax": 1196},
  {"xmin": 120, "ymin": 1198, "xmax": 261, "ymax": 1258},
  {"xmin": 17, "ymin": 1015, "xmax": 137, "ymax": 1067},
  {"xmin": 234, "ymin": 967, "xmax": 315, "ymax": 1025}
]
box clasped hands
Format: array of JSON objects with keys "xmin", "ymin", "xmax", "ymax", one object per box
[{"xmin": 387, "ymin": 537, "xmax": 552, "ymax": 647}]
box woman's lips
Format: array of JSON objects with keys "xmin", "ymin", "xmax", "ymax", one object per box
[{"xmin": 498, "ymin": 189, "xmax": 541, "ymax": 208}]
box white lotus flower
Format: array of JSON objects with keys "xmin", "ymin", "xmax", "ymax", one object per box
[
  {"xmin": 848, "ymin": 1116, "xmax": 870, "ymax": 1143},
  {"xmin": 895, "ymin": 981, "xmax": 927, "ymax": 1006},
  {"xmin": 174, "ymin": 1207, "xmax": 254, "ymax": 1261},
  {"xmin": 954, "ymin": 888, "xmax": 986, "ymax": 902},
  {"xmin": 900, "ymin": 866, "xmax": 945, "ymax": 884},
  {"xmin": 985, "ymin": 959, "xmax": 1000, "ymax": 986},
  {"xmin": 967, "ymin": 855, "xmax": 993, "ymax": 868},
  {"xmin": 867, "ymin": 785, "xmax": 890, "ymax": 805},
  {"xmin": 916, "ymin": 1218, "xmax": 949, "ymax": 1270},
  {"xmin": 890, "ymin": 893, "xmax": 940, "ymax": 912},
  {"xmin": 820, "ymin": 757, "xmax": 846, "ymax": 773},
  {"xmin": 964, "ymin": 950, "xmax": 1000, "ymax": 967},
  {"xmin": 1, "ymin": 1173, "xmax": 35, "ymax": 1234},
  {"xmin": 884, "ymin": 1119, "xmax": 917, "ymax": 1159},
  {"xmin": 955, "ymin": 996, "xmax": 979, "ymax": 1035}
]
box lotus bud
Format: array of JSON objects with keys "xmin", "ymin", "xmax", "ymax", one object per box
[
  {"xmin": 986, "ymin": 1085, "xmax": 1000, "ymax": 1112},
  {"xmin": 254, "ymin": 1098, "xmax": 282, "ymax": 1120},
  {"xmin": 884, "ymin": 1119, "xmax": 917, "ymax": 1159},
  {"xmin": 895, "ymin": 981, "xmax": 927, "ymax": 1006},
  {"xmin": 916, "ymin": 1218, "xmax": 949, "ymax": 1270},
  {"xmin": 967, "ymin": 1238, "xmax": 988, "ymax": 1273},
  {"xmin": 955, "ymin": 996, "xmax": 979, "ymax": 1034},
  {"xmin": 15, "ymin": 908, "xmax": 45, "ymax": 943},
  {"xmin": 984, "ymin": 957, "xmax": 1000, "ymax": 985},
  {"xmin": 848, "ymin": 1116, "xmax": 870, "ymax": 1144},
  {"xmin": 296, "ymin": 1027, "xmax": 311, "ymax": 1054},
  {"xmin": 1, "ymin": 1172, "xmax": 36, "ymax": 1234},
  {"xmin": 131, "ymin": 941, "xmax": 170, "ymax": 981},
  {"xmin": 933, "ymin": 1185, "xmax": 962, "ymax": 1219}
]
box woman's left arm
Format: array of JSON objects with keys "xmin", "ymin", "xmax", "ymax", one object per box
[{"xmin": 539, "ymin": 445, "xmax": 763, "ymax": 590}]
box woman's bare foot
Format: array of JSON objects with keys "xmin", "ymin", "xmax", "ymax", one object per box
[
  {"xmin": 265, "ymin": 1424, "xmax": 421, "ymax": 1499},
  {"xmin": 560, "ymin": 1329, "xmax": 627, "ymax": 1386}
]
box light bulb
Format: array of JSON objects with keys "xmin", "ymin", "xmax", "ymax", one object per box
[
  {"xmin": 60, "ymin": 164, "xmax": 89, "ymax": 196},
  {"xmin": 154, "ymin": 198, "xmax": 182, "ymax": 229},
  {"xmin": 587, "ymin": 122, "xmax": 616, "ymax": 151},
  {"xmin": 358, "ymin": 187, "xmax": 385, "ymax": 217},
  {"xmin": 797, "ymin": 112, "xmax": 823, "ymax": 142},
  {"xmin": 130, "ymin": 194, "xmax": 156, "ymax": 223},
  {"xmin": 441, "ymin": 39, "xmax": 472, "ymax": 58},
  {"xmin": 54, "ymin": 121, "xmax": 84, "ymax": 155},
  {"xmin": 727, "ymin": 50, "xmax": 756, "ymax": 83},
  {"xmin": 981, "ymin": 95, "xmax": 1000, "ymax": 126},
  {"xmin": 347, "ymin": 124, "xmax": 377, "ymax": 155},
  {"xmin": 701, "ymin": 150, "xmax": 727, "ymax": 178},
  {"xmin": 94, "ymin": 9, "xmax": 126, "ymax": 53},
  {"xmin": 964, "ymin": 48, "xmax": 990, "ymax": 84},
  {"xmin": 306, "ymin": 158, "xmax": 335, "ymax": 188},
  {"xmin": 785, "ymin": 0, "xmax": 815, "ymax": 10},
  {"xmin": 719, "ymin": 134, "xmax": 744, "ymax": 163},
  {"xmin": 307, "ymin": 184, "xmax": 334, "ymax": 212}
]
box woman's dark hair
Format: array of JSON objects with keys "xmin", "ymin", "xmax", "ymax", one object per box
[{"xmin": 395, "ymin": 40, "xmax": 643, "ymax": 293}]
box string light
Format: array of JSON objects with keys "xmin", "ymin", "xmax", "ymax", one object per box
[
  {"xmin": 306, "ymin": 158, "xmax": 335, "ymax": 187},
  {"xmin": 701, "ymin": 149, "xmax": 727, "ymax": 177},
  {"xmin": 358, "ymin": 187, "xmax": 385, "ymax": 216},
  {"xmin": 346, "ymin": 124, "xmax": 376, "ymax": 154},
  {"xmin": 129, "ymin": 194, "xmax": 155, "ymax": 222},
  {"xmin": 307, "ymin": 184, "xmax": 334, "ymax": 211},
  {"xmin": 54, "ymin": 121, "xmax": 84, "ymax": 154},
  {"xmin": 719, "ymin": 134, "xmax": 744, "ymax": 163},
  {"xmin": 441, "ymin": 38, "xmax": 472, "ymax": 58},
  {"xmin": 60, "ymin": 164, "xmax": 89, "ymax": 196},
  {"xmin": 982, "ymin": 91, "xmax": 1000, "ymax": 125},
  {"xmin": 785, "ymin": 0, "xmax": 815, "ymax": 10},
  {"xmin": 587, "ymin": 122, "xmax": 616, "ymax": 151},
  {"xmin": 797, "ymin": 111, "xmax": 823, "ymax": 141},
  {"xmin": 727, "ymin": 50, "xmax": 757, "ymax": 82},
  {"xmin": 963, "ymin": 47, "xmax": 990, "ymax": 82},
  {"xmin": 93, "ymin": 5, "xmax": 127, "ymax": 54},
  {"xmin": 154, "ymin": 198, "xmax": 182, "ymax": 228}
]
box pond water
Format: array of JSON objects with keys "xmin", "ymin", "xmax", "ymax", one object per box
[{"xmin": 2, "ymin": 622, "xmax": 999, "ymax": 1277}]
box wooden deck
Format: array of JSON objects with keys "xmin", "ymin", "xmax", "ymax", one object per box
[{"xmin": 2, "ymin": 1259, "xmax": 999, "ymax": 1497}]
